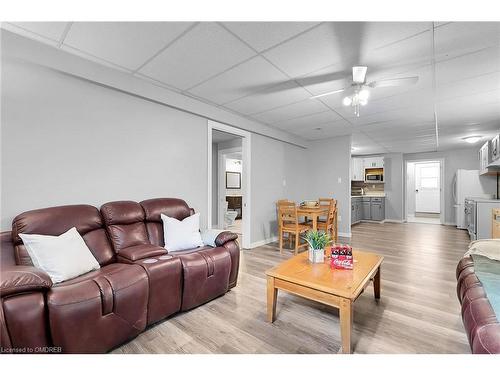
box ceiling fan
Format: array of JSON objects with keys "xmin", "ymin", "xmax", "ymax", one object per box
[{"xmin": 309, "ymin": 66, "xmax": 419, "ymax": 117}]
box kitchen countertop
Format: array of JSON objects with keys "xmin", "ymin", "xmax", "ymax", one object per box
[{"xmin": 351, "ymin": 194, "xmax": 386, "ymax": 198}]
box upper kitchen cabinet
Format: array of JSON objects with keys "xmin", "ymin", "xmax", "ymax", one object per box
[
  {"xmin": 351, "ymin": 157, "xmax": 365, "ymax": 181},
  {"xmin": 363, "ymin": 157, "xmax": 384, "ymax": 169},
  {"xmin": 479, "ymin": 135, "xmax": 500, "ymax": 176}
]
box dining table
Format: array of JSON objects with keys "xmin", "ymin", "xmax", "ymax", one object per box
[{"xmin": 296, "ymin": 205, "xmax": 330, "ymax": 231}]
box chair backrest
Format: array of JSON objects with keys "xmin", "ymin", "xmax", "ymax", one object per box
[{"xmin": 278, "ymin": 205, "xmax": 299, "ymax": 229}]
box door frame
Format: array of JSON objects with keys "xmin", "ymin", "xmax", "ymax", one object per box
[
  {"xmin": 207, "ymin": 120, "xmax": 251, "ymax": 249},
  {"xmin": 404, "ymin": 158, "xmax": 445, "ymax": 224}
]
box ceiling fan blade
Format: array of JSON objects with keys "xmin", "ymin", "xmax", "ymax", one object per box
[
  {"xmin": 352, "ymin": 66, "xmax": 367, "ymax": 83},
  {"xmin": 368, "ymin": 76, "xmax": 419, "ymax": 88},
  {"xmin": 310, "ymin": 88, "xmax": 346, "ymax": 99}
]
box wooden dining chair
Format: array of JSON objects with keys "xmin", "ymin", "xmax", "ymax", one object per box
[
  {"xmin": 278, "ymin": 204, "xmax": 309, "ymax": 255},
  {"xmin": 317, "ymin": 198, "xmax": 338, "ymax": 243}
]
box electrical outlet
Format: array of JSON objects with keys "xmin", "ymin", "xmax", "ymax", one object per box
[
  {"xmin": 338, "ymin": 215, "xmax": 342, "ymax": 222},
  {"xmin": 338, "ymin": 177, "xmax": 342, "ymax": 184},
  {"xmin": 282, "ymin": 179, "xmax": 287, "ymax": 187}
]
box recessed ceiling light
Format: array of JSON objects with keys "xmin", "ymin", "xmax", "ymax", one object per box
[{"xmin": 462, "ymin": 136, "xmax": 482, "ymax": 144}]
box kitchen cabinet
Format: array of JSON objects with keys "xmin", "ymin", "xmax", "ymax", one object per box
[
  {"xmin": 351, "ymin": 156, "xmax": 384, "ymax": 181},
  {"xmin": 351, "ymin": 197, "xmax": 385, "ymax": 225},
  {"xmin": 491, "ymin": 135, "xmax": 499, "ymax": 163},
  {"xmin": 351, "ymin": 197, "xmax": 362, "ymax": 224},
  {"xmin": 370, "ymin": 198, "xmax": 385, "ymax": 221},
  {"xmin": 363, "ymin": 157, "xmax": 384, "ymax": 169},
  {"xmin": 362, "ymin": 198, "xmax": 371, "ymax": 220},
  {"xmin": 351, "ymin": 157, "xmax": 365, "ymax": 181},
  {"xmin": 479, "ymin": 141, "xmax": 489, "ymax": 174}
]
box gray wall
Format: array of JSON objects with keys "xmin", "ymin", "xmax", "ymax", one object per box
[
  {"xmin": 1, "ymin": 56, "xmax": 209, "ymax": 230},
  {"xmin": 250, "ymin": 134, "xmax": 308, "ymax": 244},
  {"xmin": 381, "ymin": 153, "xmax": 404, "ymax": 221},
  {"xmin": 404, "ymin": 147, "xmax": 496, "ymax": 225},
  {"xmin": 306, "ymin": 135, "xmax": 352, "ymax": 236}
]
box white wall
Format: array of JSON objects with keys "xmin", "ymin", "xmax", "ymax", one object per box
[
  {"xmin": 406, "ymin": 162, "xmax": 416, "ymax": 215},
  {"xmin": 306, "ymin": 135, "xmax": 352, "ymax": 236}
]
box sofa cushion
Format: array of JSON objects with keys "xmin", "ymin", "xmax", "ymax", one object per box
[
  {"xmin": 48, "ymin": 263, "xmax": 148, "ymax": 353},
  {"xmin": 12, "ymin": 205, "xmax": 115, "ymax": 267},
  {"xmin": 140, "ymin": 198, "xmax": 192, "ymax": 247},
  {"xmin": 100, "ymin": 201, "xmax": 149, "ymax": 253}
]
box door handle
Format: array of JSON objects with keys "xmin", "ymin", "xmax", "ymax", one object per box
[{"xmin": 415, "ymin": 189, "xmax": 419, "ymax": 193}]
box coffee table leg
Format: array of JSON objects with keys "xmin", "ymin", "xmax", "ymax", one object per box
[
  {"xmin": 267, "ymin": 276, "xmax": 278, "ymax": 323},
  {"xmin": 339, "ymin": 298, "xmax": 353, "ymax": 354},
  {"xmin": 374, "ymin": 267, "xmax": 381, "ymax": 300}
]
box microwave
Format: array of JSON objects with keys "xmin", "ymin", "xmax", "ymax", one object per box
[{"xmin": 365, "ymin": 173, "xmax": 383, "ymax": 182}]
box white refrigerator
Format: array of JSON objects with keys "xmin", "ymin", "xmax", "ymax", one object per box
[{"xmin": 453, "ymin": 169, "xmax": 496, "ymax": 229}]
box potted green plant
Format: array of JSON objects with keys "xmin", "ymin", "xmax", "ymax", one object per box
[{"xmin": 303, "ymin": 230, "xmax": 331, "ymax": 263}]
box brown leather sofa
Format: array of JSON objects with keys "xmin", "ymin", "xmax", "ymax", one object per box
[
  {"xmin": 0, "ymin": 198, "xmax": 239, "ymax": 353},
  {"xmin": 456, "ymin": 256, "xmax": 500, "ymax": 354}
]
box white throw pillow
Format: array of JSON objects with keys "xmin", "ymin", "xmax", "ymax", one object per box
[
  {"xmin": 161, "ymin": 213, "xmax": 204, "ymax": 252},
  {"xmin": 19, "ymin": 227, "xmax": 100, "ymax": 283}
]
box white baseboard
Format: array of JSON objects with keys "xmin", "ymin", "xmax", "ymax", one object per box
[
  {"xmin": 383, "ymin": 219, "xmax": 405, "ymax": 223},
  {"xmin": 248, "ymin": 236, "xmax": 278, "ymax": 249},
  {"xmin": 443, "ymin": 222, "xmax": 456, "ymax": 226}
]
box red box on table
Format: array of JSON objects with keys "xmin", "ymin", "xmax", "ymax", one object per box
[{"xmin": 330, "ymin": 244, "xmax": 353, "ymax": 270}]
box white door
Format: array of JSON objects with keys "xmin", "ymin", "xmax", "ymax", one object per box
[{"xmin": 415, "ymin": 162, "xmax": 440, "ymax": 213}]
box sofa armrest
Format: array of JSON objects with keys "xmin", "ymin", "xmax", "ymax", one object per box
[
  {"xmin": 1, "ymin": 266, "xmax": 52, "ymax": 297},
  {"xmin": 215, "ymin": 231, "xmax": 239, "ymax": 247},
  {"xmin": 118, "ymin": 244, "xmax": 167, "ymax": 262}
]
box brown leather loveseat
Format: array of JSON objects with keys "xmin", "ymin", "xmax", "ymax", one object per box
[{"xmin": 0, "ymin": 198, "xmax": 239, "ymax": 353}]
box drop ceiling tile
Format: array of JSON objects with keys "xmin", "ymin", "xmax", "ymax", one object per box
[
  {"xmin": 262, "ymin": 23, "xmax": 347, "ymax": 78},
  {"xmin": 251, "ymin": 99, "xmax": 328, "ymax": 124},
  {"xmin": 437, "ymin": 71, "xmax": 500, "ymax": 101},
  {"xmin": 295, "ymin": 122, "xmax": 353, "ymax": 140},
  {"xmin": 64, "ymin": 22, "xmax": 194, "ymax": 71},
  {"xmin": 223, "ymin": 81, "xmax": 311, "ymax": 115},
  {"xmin": 222, "ymin": 22, "xmax": 319, "ymax": 52},
  {"xmin": 272, "ymin": 110, "xmax": 344, "ymax": 131},
  {"xmin": 436, "ymin": 46, "xmax": 500, "ymax": 85},
  {"xmin": 435, "ymin": 22, "xmax": 500, "ymax": 58},
  {"xmin": 5, "ymin": 22, "xmax": 69, "ymax": 46},
  {"xmin": 139, "ymin": 23, "xmax": 256, "ymax": 90},
  {"xmin": 187, "ymin": 56, "xmax": 289, "ymax": 104}
]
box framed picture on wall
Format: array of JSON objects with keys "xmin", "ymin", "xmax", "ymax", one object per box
[{"xmin": 226, "ymin": 172, "xmax": 241, "ymax": 189}]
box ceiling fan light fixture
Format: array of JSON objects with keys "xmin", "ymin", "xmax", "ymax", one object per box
[
  {"xmin": 342, "ymin": 96, "xmax": 352, "ymax": 106},
  {"xmin": 462, "ymin": 136, "xmax": 482, "ymax": 144},
  {"xmin": 358, "ymin": 89, "xmax": 370, "ymax": 101}
]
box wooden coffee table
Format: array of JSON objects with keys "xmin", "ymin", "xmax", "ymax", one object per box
[{"xmin": 266, "ymin": 250, "xmax": 383, "ymax": 354}]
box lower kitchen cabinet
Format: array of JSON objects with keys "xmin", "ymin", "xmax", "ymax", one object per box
[{"xmin": 351, "ymin": 197, "xmax": 385, "ymax": 225}]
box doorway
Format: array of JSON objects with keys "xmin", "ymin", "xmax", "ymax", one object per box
[
  {"xmin": 208, "ymin": 120, "xmax": 251, "ymax": 249},
  {"xmin": 405, "ymin": 159, "xmax": 444, "ymax": 225}
]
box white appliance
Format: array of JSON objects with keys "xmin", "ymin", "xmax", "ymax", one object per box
[
  {"xmin": 453, "ymin": 169, "xmax": 496, "ymax": 229},
  {"xmin": 465, "ymin": 198, "xmax": 500, "ymax": 240}
]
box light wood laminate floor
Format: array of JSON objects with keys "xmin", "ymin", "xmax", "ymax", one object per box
[{"xmin": 113, "ymin": 222, "xmax": 471, "ymax": 354}]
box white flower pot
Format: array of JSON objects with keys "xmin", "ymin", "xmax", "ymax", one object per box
[{"xmin": 308, "ymin": 247, "xmax": 325, "ymax": 263}]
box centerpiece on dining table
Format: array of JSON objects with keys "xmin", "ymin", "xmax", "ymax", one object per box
[{"xmin": 303, "ymin": 230, "xmax": 331, "ymax": 263}]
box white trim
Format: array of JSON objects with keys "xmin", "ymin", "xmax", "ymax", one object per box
[
  {"xmin": 208, "ymin": 120, "xmax": 252, "ymax": 250},
  {"xmin": 338, "ymin": 232, "xmax": 352, "ymax": 238},
  {"xmin": 404, "ymin": 158, "xmax": 445, "ymax": 225},
  {"xmin": 249, "ymin": 236, "xmax": 279, "ymax": 249},
  {"xmin": 383, "ymin": 219, "xmax": 405, "ymax": 223}
]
